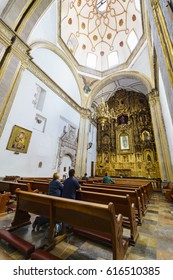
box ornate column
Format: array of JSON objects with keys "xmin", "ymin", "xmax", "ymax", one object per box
[
  {"xmin": 75, "ymin": 113, "xmax": 90, "ymax": 177},
  {"xmin": 148, "ymin": 89, "xmax": 173, "ymax": 181}
]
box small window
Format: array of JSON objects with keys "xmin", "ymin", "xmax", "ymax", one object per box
[
  {"xmin": 108, "ymin": 51, "xmax": 119, "ymax": 68},
  {"xmin": 127, "ymin": 30, "xmax": 138, "ymax": 52},
  {"xmin": 96, "ymin": 0, "xmax": 108, "ymax": 13},
  {"xmin": 135, "ymin": 0, "xmax": 141, "ymax": 12},
  {"xmin": 86, "ymin": 53, "xmax": 97, "ymax": 69}
]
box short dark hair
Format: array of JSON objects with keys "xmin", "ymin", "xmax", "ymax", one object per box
[
  {"xmin": 84, "ymin": 173, "xmax": 87, "ymax": 176},
  {"xmin": 105, "ymin": 172, "xmax": 108, "ymax": 176},
  {"xmin": 69, "ymin": 169, "xmax": 75, "ymax": 177}
]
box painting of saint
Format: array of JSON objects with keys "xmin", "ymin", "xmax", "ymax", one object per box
[
  {"xmin": 6, "ymin": 125, "xmax": 32, "ymax": 153},
  {"xmin": 120, "ymin": 135, "xmax": 129, "ymax": 150}
]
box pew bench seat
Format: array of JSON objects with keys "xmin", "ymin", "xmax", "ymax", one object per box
[
  {"xmin": 31, "ymin": 249, "xmax": 61, "ymax": 260},
  {"xmin": 0, "ymin": 229, "xmax": 35, "ymax": 259}
]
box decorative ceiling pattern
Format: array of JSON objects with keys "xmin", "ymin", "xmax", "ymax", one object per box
[
  {"xmin": 60, "ymin": 0, "xmax": 143, "ymax": 72},
  {"xmin": 91, "ymin": 76, "xmax": 148, "ymax": 108}
]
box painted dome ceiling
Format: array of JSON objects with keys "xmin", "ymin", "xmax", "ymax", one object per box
[{"xmin": 59, "ymin": 0, "xmax": 143, "ymax": 73}]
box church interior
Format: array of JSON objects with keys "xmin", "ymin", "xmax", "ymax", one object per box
[{"xmin": 0, "ymin": 0, "xmax": 173, "ymax": 260}]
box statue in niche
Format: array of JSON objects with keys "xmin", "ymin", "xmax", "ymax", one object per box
[
  {"xmin": 104, "ymin": 153, "xmax": 109, "ymax": 163},
  {"xmin": 103, "ymin": 135, "xmax": 109, "ymax": 144},
  {"xmin": 147, "ymin": 154, "xmax": 152, "ymax": 161},
  {"xmin": 120, "ymin": 115, "xmax": 125, "ymax": 124},
  {"xmin": 117, "ymin": 114, "xmax": 128, "ymax": 125}
]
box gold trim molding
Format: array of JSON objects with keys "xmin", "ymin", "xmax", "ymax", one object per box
[{"xmin": 150, "ymin": 0, "xmax": 173, "ymax": 88}]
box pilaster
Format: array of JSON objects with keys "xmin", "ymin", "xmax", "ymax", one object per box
[
  {"xmin": 148, "ymin": 89, "xmax": 173, "ymax": 180},
  {"xmin": 75, "ymin": 115, "xmax": 90, "ymax": 177}
]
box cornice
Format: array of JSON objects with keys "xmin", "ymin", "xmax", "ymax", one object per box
[
  {"xmin": 0, "ymin": 19, "xmax": 14, "ymax": 46},
  {"xmin": 27, "ymin": 60, "xmax": 90, "ymax": 116}
]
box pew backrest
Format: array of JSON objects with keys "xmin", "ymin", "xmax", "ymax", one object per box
[
  {"xmin": 13, "ymin": 190, "xmax": 128, "ymax": 259},
  {"xmin": 77, "ymin": 190, "xmax": 138, "ymax": 244},
  {"xmin": 81, "ymin": 185, "xmax": 142, "ymax": 224}
]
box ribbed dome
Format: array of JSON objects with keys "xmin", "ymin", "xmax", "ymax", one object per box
[{"xmin": 59, "ymin": 0, "xmax": 143, "ymax": 72}]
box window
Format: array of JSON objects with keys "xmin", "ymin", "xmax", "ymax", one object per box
[
  {"xmin": 108, "ymin": 51, "xmax": 119, "ymax": 68},
  {"xmin": 86, "ymin": 53, "xmax": 97, "ymax": 69},
  {"xmin": 96, "ymin": 0, "xmax": 107, "ymax": 13},
  {"xmin": 135, "ymin": 0, "xmax": 141, "ymax": 12},
  {"xmin": 127, "ymin": 30, "xmax": 138, "ymax": 52}
]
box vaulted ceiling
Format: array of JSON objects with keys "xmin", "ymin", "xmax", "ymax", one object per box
[{"xmin": 59, "ymin": 0, "xmax": 143, "ymax": 74}]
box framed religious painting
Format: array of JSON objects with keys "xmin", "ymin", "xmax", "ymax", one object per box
[
  {"xmin": 120, "ymin": 135, "xmax": 129, "ymax": 150},
  {"xmin": 6, "ymin": 125, "xmax": 32, "ymax": 153}
]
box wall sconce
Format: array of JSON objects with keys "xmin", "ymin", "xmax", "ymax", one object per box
[
  {"xmin": 35, "ymin": 116, "xmax": 42, "ymax": 124},
  {"xmin": 87, "ymin": 142, "xmax": 93, "ymax": 150}
]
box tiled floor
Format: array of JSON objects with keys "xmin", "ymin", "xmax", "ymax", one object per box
[{"xmin": 0, "ymin": 191, "xmax": 173, "ymax": 260}]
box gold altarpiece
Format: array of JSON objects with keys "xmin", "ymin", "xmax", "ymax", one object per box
[{"xmin": 95, "ymin": 89, "xmax": 160, "ymax": 178}]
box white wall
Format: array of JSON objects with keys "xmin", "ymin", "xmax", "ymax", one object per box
[
  {"xmin": 159, "ymin": 70, "xmax": 173, "ymax": 165},
  {"xmin": 129, "ymin": 43, "xmax": 152, "ymax": 81},
  {"xmin": 0, "ymin": 70, "xmax": 80, "ymax": 177},
  {"xmin": 31, "ymin": 48, "xmax": 81, "ymax": 106}
]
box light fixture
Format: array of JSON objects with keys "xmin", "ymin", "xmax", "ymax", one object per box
[
  {"xmin": 35, "ymin": 116, "xmax": 42, "ymax": 124},
  {"xmin": 94, "ymin": 97, "xmax": 111, "ymax": 130},
  {"xmin": 87, "ymin": 142, "xmax": 93, "ymax": 150}
]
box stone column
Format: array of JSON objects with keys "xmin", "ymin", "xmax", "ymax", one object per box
[
  {"xmin": 148, "ymin": 89, "xmax": 173, "ymax": 181},
  {"xmin": 75, "ymin": 114, "xmax": 90, "ymax": 177}
]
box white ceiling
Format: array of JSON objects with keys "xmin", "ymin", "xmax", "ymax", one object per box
[{"xmin": 59, "ymin": 0, "xmax": 143, "ymax": 73}]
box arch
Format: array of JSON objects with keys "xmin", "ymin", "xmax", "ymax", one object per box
[
  {"xmin": 29, "ymin": 41, "xmax": 84, "ymax": 106},
  {"xmin": 86, "ymin": 71, "xmax": 153, "ymax": 109}
]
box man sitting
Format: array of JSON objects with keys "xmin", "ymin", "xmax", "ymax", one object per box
[
  {"xmin": 103, "ymin": 173, "xmax": 115, "ymax": 184},
  {"xmin": 82, "ymin": 173, "xmax": 89, "ymax": 180}
]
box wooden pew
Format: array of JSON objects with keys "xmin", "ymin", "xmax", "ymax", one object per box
[
  {"xmin": 0, "ymin": 192, "xmax": 11, "ymax": 214},
  {"xmin": 77, "ymin": 191, "xmax": 138, "ymax": 245},
  {"xmin": 13, "ymin": 180, "xmax": 143, "ymax": 225},
  {"xmin": 17, "ymin": 180, "xmax": 49, "ymax": 193},
  {"xmin": 19, "ymin": 177, "xmax": 51, "ymax": 181},
  {"xmin": 162, "ymin": 182, "xmax": 173, "ymax": 202},
  {"xmin": 81, "ymin": 185, "xmax": 143, "ymax": 225},
  {"xmin": 111, "ymin": 179, "xmax": 154, "ymax": 201},
  {"xmin": 17, "ymin": 180, "xmax": 147, "ymax": 216},
  {"xmin": 11, "ymin": 190, "xmax": 129, "ymax": 260},
  {"xmin": 0, "ymin": 180, "xmax": 29, "ymax": 194},
  {"xmin": 83, "ymin": 183, "xmax": 147, "ymax": 215}
]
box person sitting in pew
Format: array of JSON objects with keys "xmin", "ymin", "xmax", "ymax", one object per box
[
  {"xmin": 62, "ymin": 169, "xmax": 81, "ymax": 233},
  {"xmin": 48, "ymin": 172, "xmax": 63, "ymax": 197},
  {"xmin": 62, "ymin": 169, "xmax": 81, "ymax": 200},
  {"xmin": 33, "ymin": 172, "xmax": 63, "ymax": 233},
  {"xmin": 103, "ymin": 172, "xmax": 115, "ymax": 184},
  {"xmin": 82, "ymin": 173, "xmax": 89, "ymax": 180}
]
